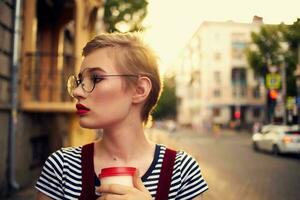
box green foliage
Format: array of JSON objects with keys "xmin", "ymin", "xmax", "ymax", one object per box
[
  {"xmin": 246, "ymin": 25, "xmax": 283, "ymax": 78},
  {"xmin": 152, "ymin": 77, "xmax": 177, "ymax": 120},
  {"xmin": 103, "ymin": 0, "xmax": 148, "ymax": 32},
  {"xmin": 283, "ymin": 19, "xmax": 300, "ymax": 50},
  {"xmin": 247, "ymin": 19, "xmax": 300, "ymax": 96},
  {"xmin": 284, "ymin": 50, "xmax": 297, "ymax": 96},
  {"xmin": 246, "ymin": 48, "xmax": 266, "ymax": 77},
  {"xmin": 282, "ymin": 19, "xmax": 300, "ymax": 96}
]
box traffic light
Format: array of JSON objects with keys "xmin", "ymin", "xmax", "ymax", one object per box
[
  {"xmin": 269, "ymin": 89, "xmax": 279, "ymax": 100},
  {"xmin": 267, "ymin": 89, "xmax": 278, "ymax": 122}
]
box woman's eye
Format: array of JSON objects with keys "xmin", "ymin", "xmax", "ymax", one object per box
[
  {"xmin": 76, "ymin": 78, "xmax": 82, "ymax": 86},
  {"xmin": 91, "ymin": 75, "xmax": 104, "ymax": 83}
]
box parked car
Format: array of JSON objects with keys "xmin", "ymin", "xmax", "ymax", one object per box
[{"xmin": 252, "ymin": 124, "xmax": 300, "ymax": 156}]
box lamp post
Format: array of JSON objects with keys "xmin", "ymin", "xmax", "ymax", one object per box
[{"xmin": 279, "ymin": 55, "xmax": 287, "ymax": 125}]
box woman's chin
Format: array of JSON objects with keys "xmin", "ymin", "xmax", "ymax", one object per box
[
  {"xmin": 79, "ymin": 121, "xmax": 95, "ymax": 129},
  {"xmin": 79, "ymin": 120, "xmax": 104, "ymax": 129}
]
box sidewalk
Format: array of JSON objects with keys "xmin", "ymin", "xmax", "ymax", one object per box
[
  {"xmin": 2, "ymin": 186, "xmax": 36, "ymax": 200},
  {"xmin": 2, "ymin": 128, "xmax": 176, "ymax": 199}
]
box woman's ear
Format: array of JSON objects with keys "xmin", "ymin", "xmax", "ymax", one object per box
[{"xmin": 132, "ymin": 76, "xmax": 152, "ymax": 104}]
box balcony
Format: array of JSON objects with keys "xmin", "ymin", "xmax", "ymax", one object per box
[{"xmin": 21, "ymin": 52, "xmax": 76, "ymax": 112}]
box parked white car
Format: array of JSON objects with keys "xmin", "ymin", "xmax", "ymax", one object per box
[{"xmin": 252, "ymin": 124, "xmax": 300, "ymax": 155}]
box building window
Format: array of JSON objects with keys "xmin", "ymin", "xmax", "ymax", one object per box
[
  {"xmin": 231, "ymin": 68, "xmax": 247, "ymax": 98},
  {"xmin": 253, "ymin": 108, "xmax": 261, "ymax": 118},
  {"xmin": 232, "ymin": 68, "xmax": 247, "ymax": 85},
  {"xmin": 231, "ymin": 41, "xmax": 246, "ymax": 60},
  {"xmin": 233, "ymin": 87, "xmax": 247, "ymax": 98},
  {"xmin": 231, "ymin": 33, "xmax": 246, "ymax": 60},
  {"xmin": 213, "ymin": 108, "xmax": 221, "ymax": 117},
  {"xmin": 213, "ymin": 89, "xmax": 221, "ymax": 97},
  {"xmin": 214, "ymin": 71, "xmax": 221, "ymax": 84},
  {"xmin": 252, "ymin": 86, "xmax": 261, "ymax": 98}
]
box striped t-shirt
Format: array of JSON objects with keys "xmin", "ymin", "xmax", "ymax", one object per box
[{"xmin": 36, "ymin": 144, "xmax": 208, "ymax": 199}]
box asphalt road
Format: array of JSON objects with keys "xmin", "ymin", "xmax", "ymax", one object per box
[{"xmin": 170, "ymin": 129, "xmax": 300, "ymax": 200}]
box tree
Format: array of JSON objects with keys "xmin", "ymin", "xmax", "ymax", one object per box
[
  {"xmin": 282, "ymin": 18, "xmax": 300, "ymax": 96},
  {"xmin": 246, "ymin": 25, "xmax": 283, "ymax": 83},
  {"xmin": 152, "ymin": 76, "xmax": 177, "ymax": 120},
  {"xmin": 103, "ymin": 0, "xmax": 148, "ymax": 32},
  {"xmin": 246, "ymin": 22, "xmax": 300, "ymax": 97},
  {"xmin": 283, "ymin": 19, "xmax": 300, "ymax": 51}
]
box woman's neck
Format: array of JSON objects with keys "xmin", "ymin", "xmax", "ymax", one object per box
[{"xmin": 95, "ymin": 122, "xmax": 153, "ymax": 162}]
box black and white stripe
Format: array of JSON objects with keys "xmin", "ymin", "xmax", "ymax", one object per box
[{"xmin": 36, "ymin": 145, "xmax": 208, "ymax": 200}]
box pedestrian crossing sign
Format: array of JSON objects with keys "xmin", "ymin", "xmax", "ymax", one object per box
[{"xmin": 266, "ymin": 73, "xmax": 281, "ymax": 90}]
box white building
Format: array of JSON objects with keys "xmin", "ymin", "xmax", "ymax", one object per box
[{"xmin": 175, "ymin": 18, "xmax": 266, "ymax": 130}]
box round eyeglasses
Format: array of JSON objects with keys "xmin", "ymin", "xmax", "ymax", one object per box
[{"xmin": 67, "ymin": 73, "xmax": 138, "ymax": 98}]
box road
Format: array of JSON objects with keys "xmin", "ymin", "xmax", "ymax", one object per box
[{"xmin": 168, "ymin": 129, "xmax": 300, "ymax": 200}]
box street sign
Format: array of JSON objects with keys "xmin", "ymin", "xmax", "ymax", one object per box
[
  {"xmin": 266, "ymin": 73, "xmax": 281, "ymax": 90},
  {"xmin": 286, "ymin": 96, "xmax": 295, "ymax": 110}
]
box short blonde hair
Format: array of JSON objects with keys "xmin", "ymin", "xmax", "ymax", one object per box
[{"xmin": 82, "ymin": 32, "xmax": 162, "ymax": 124}]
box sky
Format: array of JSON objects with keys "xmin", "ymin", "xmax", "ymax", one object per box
[{"xmin": 143, "ymin": 0, "xmax": 300, "ymax": 71}]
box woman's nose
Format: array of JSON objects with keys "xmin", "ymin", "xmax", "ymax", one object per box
[{"xmin": 72, "ymin": 84, "xmax": 85, "ymax": 99}]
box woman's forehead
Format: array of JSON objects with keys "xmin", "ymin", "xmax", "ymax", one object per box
[
  {"xmin": 78, "ymin": 67, "xmax": 104, "ymax": 76},
  {"xmin": 81, "ymin": 48, "xmax": 116, "ymax": 68},
  {"xmin": 80, "ymin": 60, "xmax": 118, "ymax": 75}
]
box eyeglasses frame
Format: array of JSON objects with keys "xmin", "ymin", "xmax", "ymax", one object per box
[{"xmin": 67, "ymin": 74, "xmax": 139, "ymax": 97}]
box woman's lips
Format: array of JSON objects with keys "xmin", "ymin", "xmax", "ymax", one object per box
[
  {"xmin": 76, "ymin": 109, "xmax": 90, "ymax": 115},
  {"xmin": 76, "ymin": 103, "xmax": 90, "ymax": 115}
]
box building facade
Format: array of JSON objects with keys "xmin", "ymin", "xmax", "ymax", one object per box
[
  {"xmin": 0, "ymin": 0, "xmax": 104, "ymax": 195},
  {"xmin": 175, "ymin": 19, "xmax": 266, "ymax": 131},
  {"xmin": 0, "ymin": 0, "xmax": 17, "ymax": 194}
]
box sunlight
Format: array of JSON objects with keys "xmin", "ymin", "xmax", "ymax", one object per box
[{"xmin": 143, "ymin": 0, "xmax": 300, "ymax": 74}]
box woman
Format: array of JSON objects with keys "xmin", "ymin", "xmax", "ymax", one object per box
[{"xmin": 36, "ymin": 32, "xmax": 208, "ymax": 200}]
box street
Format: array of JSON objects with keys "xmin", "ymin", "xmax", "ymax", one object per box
[{"xmin": 166, "ymin": 129, "xmax": 300, "ymax": 200}]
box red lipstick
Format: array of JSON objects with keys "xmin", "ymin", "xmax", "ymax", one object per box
[{"xmin": 76, "ymin": 103, "xmax": 90, "ymax": 115}]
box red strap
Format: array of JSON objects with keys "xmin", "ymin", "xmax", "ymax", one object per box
[
  {"xmin": 80, "ymin": 143, "xmax": 98, "ymax": 200},
  {"xmin": 156, "ymin": 148, "xmax": 177, "ymax": 200}
]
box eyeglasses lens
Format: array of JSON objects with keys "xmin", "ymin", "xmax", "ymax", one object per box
[
  {"xmin": 81, "ymin": 70, "xmax": 94, "ymax": 93},
  {"xmin": 67, "ymin": 75, "xmax": 77, "ymax": 97},
  {"xmin": 67, "ymin": 70, "xmax": 96, "ymax": 97}
]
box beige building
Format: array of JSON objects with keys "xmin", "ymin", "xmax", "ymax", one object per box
[
  {"xmin": 0, "ymin": 0, "xmax": 104, "ymax": 194},
  {"xmin": 175, "ymin": 18, "xmax": 266, "ymax": 130}
]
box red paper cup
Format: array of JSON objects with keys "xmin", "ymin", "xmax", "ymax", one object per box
[{"xmin": 99, "ymin": 167, "xmax": 136, "ymax": 187}]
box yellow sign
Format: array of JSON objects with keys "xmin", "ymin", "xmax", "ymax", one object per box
[
  {"xmin": 286, "ymin": 96, "xmax": 295, "ymax": 110},
  {"xmin": 266, "ymin": 73, "xmax": 281, "ymax": 90}
]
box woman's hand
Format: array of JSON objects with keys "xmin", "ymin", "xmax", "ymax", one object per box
[{"xmin": 96, "ymin": 170, "xmax": 152, "ymax": 200}]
